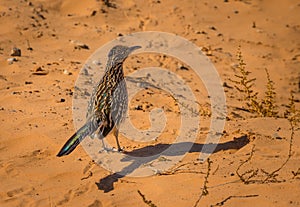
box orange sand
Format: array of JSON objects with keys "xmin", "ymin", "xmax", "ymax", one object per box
[{"xmin": 0, "ymin": 0, "xmax": 299, "ymax": 206}]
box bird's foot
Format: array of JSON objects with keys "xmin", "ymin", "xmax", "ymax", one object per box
[
  {"xmin": 99, "ymin": 147, "xmax": 114, "ymax": 153},
  {"xmin": 117, "ymin": 147, "xmax": 124, "ymax": 152},
  {"xmin": 99, "ymin": 147, "xmax": 121, "ymax": 153}
]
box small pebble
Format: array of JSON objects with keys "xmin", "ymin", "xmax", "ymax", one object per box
[
  {"xmin": 10, "ymin": 47, "xmax": 21, "ymax": 56},
  {"xmin": 63, "ymin": 69, "xmax": 72, "ymax": 75},
  {"xmin": 209, "ymin": 26, "xmax": 217, "ymax": 31},
  {"xmin": 75, "ymin": 44, "xmax": 89, "ymax": 50},
  {"xmin": 70, "ymin": 40, "xmax": 89, "ymax": 50},
  {"xmin": 32, "ymin": 66, "xmax": 48, "ymax": 75},
  {"xmin": 90, "ymin": 10, "xmax": 97, "ymax": 16},
  {"xmin": 92, "ymin": 60, "xmax": 101, "ymax": 66},
  {"xmin": 134, "ymin": 105, "xmax": 143, "ymax": 110},
  {"xmin": 7, "ymin": 57, "xmax": 17, "ymax": 64},
  {"xmin": 179, "ymin": 65, "xmax": 189, "ymax": 71}
]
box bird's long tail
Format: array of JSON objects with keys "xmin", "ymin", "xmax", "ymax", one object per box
[{"xmin": 57, "ymin": 124, "xmax": 90, "ymax": 157}]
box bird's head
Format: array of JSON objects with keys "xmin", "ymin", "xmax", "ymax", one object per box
[{"xmin": 107, "ymin": 45, "xmax": 141, "ymax": 64}]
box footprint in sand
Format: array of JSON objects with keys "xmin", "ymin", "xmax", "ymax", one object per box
[
  {"xmin": 88, "ymin": 200, "xmax": 103, "ymax": 207},
  {"xmin": 6, "ymin": 188, "xmax": 24, "ymax": 197},
  {"xmin": 6, "ymin": 186, "xmax": 35, "ymax": 200},
  {"xmin": 3, "ymin": 162, "xmax": 20, "ymax": 177},
  {"xmin": 57, "ymin": 183, "xmax": 91, "ymax": 205}
]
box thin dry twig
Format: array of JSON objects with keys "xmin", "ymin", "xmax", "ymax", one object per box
[
  {"xmin": 292, "ymin": 168, "xmax": 300, "ymax": 179},
  {"xmin": 236, "ymin": 113, "xmax": 296, "ymax": 184},
  {"xmin": 258, "ymin": 91, "xmax": 298, "ymax": 183},
  {"xmin": 158, "ymin": 161, "xmax": 205, "ymax": 176},
  {"xmin": 137, "ymin": 190, "xmax": 158, "ymax": 207},
  {"xmin": 81, "ymin": 171, "xmax": 93, "ymax": 180},
  {"xmin": 193, "ymin": 158, "xmax": 212, "ymax": 207},
  {"xmin": 236, "ymin": 145, "xmax": 258, "ymax": 184},
  {"xmin": 260, "ymin": 123, "xmax": 294, "ymax": 183},
  {"xmin": 210, "ymin": 194, "xmax": 259, "ymax": 206}
]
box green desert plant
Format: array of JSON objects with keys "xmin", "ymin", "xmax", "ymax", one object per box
[
  {"xmin": 261, "ymin": 68, "xmax": 278, "ymax": 117},
  {"xmin": 230, "ymin": 46, "xmax": 260, "ymax": 113},
  {"xmin": 284, "ymin": 91, "xmax": 300, "ymax": 127},
  {"xmin": 230, "ymin": 46, "xmax": 278, "ymax": 117}
]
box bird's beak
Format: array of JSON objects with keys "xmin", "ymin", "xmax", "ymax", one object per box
[{"xmin": 129, "ymin": 45, "xmax": 142, "ymax": 53}]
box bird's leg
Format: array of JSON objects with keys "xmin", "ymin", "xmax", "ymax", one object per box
[
  {"xmin": 94, "ymin": 131, "xmax": 114, "ymax": 153},
  {"xmin": 101, "ymin": 138, "xmax": 108, "ymax": 151},
  {"xmin": 99, "ymin": 139, "xmax": 116, "ymax": 153},
  {"xmin": 114, "ymin": 127, "xmax": 123, "ymax": 152}
]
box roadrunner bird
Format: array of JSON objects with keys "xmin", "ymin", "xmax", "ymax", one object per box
[{"xmin": 57, "ymin": 45, "xmax": 141, "ymax": 157}]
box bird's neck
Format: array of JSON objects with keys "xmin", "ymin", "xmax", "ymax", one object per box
[
  {"xmin": 104, "ymin": 61, "xmax": 124, "ymax": 81},
  {"xmin": 105, "ymin": 59, "xmax": 121, "ymax": 71}
]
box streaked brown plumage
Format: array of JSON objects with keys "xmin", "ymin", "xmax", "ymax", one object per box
[{"xmin": 57, "ymin": 45, "xmax": 141, "ymax": 157}]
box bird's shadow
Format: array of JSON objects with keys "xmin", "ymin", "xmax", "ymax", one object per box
[{"xmin": 95, "ymin": 135, "xmax": 249, "ymax": 193}]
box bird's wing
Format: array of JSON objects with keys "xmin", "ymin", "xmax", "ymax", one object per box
[
  {"xmin": 86, "ymin": 62, "xmax": 127, "ymax": 137},
  {"xmin": 111, "ymin": 80, "xmax": 128, "ymax": 127}
]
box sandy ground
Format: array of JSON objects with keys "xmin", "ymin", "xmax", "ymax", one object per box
[{"xmin": 0, "ymin": 0, "xmax": 300, "ymax": 206}]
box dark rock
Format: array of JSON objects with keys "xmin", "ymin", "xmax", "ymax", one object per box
[{"xmin": 10, "ymin": 47, "xmax": 21, "ymax": 56}]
